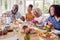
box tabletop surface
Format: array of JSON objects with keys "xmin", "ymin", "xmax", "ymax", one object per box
[
  {"xmin": 0, "ymin": 28, "xmax": 60, "ymax": 40},
  {"xmin": 0, "ymin": 22, "xmax": 60, "ymax": 40}
]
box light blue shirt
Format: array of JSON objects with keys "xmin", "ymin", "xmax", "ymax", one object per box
[
  {"xmin": 5, "ymin": 10, "xmax": 22, "ymax": 19},
  {"xmin": 3, "ymin": 10, "xmax": 22, "ymax": 24}
]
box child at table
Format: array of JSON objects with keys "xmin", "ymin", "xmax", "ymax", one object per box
[{"xmin": 26, "ymin": 4, "xmax": 35, "ymax": 21}]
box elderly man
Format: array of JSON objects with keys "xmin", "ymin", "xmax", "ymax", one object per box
[{"xmin": 3, "ymin": 4, "xmax": 25, "ymax": 24}]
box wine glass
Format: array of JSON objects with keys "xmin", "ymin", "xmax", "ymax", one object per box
[
  {"xmin": 13, "ymin": 22, "xmax": 19, "ymax": 40},
  {"xmin": 0, "ymin": 25, "xmax": 5, "ymax": 39}
]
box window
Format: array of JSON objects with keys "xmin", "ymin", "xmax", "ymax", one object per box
[
  {"xmin": 0, "ymin": 0, "xmax": 2, "ymax": 10},
  {"xmin": 44, "ymin": 0, "xmax": 54, "ymax": 13},
  {"xmin": 5, "ymin": 0, "xmax": 7, "ymax": 10},
  {"xmin": 55, "ymin": 0, "xmax": 60, "ymax": 5},
  {"xmin": 35, "ymin": 0, "xmax": 43, "ymax": 12},
  {"xmin": 0, "ymin": 0, "xmax": 60, "ymax": 15},
  {"xmin": 26, "ymin": 0, "xmax": 33, "ymax": 13},
  {"xmin": 0, "ymin": 0, "xmax": 2, "ymax": 16},
  {"xmin": 0, "ymin": 0, "xmax": 2, "ymax": 6},
  {"xmin": 25, "ymin": 0, "xmax": 54, "ymax": 14}
]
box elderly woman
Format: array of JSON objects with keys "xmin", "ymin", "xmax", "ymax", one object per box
[{"xmin": 33, "ymin": 8, "xmax": 44, "ymax": 24}]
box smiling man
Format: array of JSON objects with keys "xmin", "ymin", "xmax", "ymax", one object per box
[{"xmin": 3, "ymin": 4, "xmax": 25, "ymax": 23}]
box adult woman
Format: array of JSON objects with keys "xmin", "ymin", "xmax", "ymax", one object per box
[
  {"xmin": 49, "ymin": 5, "xmax": 56, "ymax": 17},
  {"xmin": 33, "ymin": 8, "xmax": 44, "ymax": 24},
  {"xmin": 46, "ymin": 5, "xmax": 60, "ymax": 30},
  {"xmin": 45, "ymin": 5, "xmax": 56, "ymax": 26}
]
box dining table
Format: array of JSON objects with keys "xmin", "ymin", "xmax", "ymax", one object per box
[{"xmin": 0, "ymin": 21, "xmax": 60, "ymax": 40}]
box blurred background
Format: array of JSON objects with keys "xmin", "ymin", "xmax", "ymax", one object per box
[{"xmin": 0, "ymin": 0, "xmax": 60, "ymax": 16}]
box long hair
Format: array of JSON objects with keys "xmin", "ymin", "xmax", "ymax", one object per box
[{"xmin": 48, "ymin": 5, "xmax": 56, "ymax": 16}]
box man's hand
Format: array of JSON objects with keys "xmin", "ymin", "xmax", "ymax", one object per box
[
  {"xmin": 20, "ymin": 16, "xmax": 25, "ymax": 21},
  {"xmin": 12, "ymin": 15, "xmax": 16, "ymax": 19}
]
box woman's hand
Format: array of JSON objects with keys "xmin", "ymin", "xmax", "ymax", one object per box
[
  {"xmin": 47, "ymin": 21, "xmax": 52, "ymax": 26},
  {"xmin": 47, "ymin": 21, "xmax": 54, "ymax": 29}
]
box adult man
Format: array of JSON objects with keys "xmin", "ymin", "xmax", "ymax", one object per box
[
  {"xmin": 26, "ymin": 4, "xmax": 34, "ymax": 21},
  {"xmin": 3, "ymin": 4, "xmax": 25, "ymax": 23}
]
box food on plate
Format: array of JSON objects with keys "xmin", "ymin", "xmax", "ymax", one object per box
[
  {"xmin": 13, "ymin": 21, "xmax": 19, "ymax": 25},
  {"xmin": 8, "ymin": 27, "xmax": 13, "ymax": 30},
  {"xmin": 39, "ymin": 32, "xmax": 44, "ymax": 37},
  {"xmin": 0, "ymin": 30, "xmax": 8, "ymax": 35},
  {"xmin": 22, "ymin": 25, "xmax": 37, "ymax": 34},
  {"xmin": 46, "ymin": 33, "xmax": 52, "ymax": 37},
  {"xmin": 39, "ymin": 32, "xmax": 52, "ymax": 38},
  {"xmin": 7, "ymin": 26, "xmax": 13, "ymax": 32}
]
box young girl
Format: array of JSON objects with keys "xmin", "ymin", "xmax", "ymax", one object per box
[
  {"xmin": 46, "ymin": 5, "xmax": 60, "ymax": 30},
  {"xmin": 26, "ymin": 4, "xmax": 34, "ymax": 21}
]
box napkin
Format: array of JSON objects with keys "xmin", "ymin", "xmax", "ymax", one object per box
[
  {"xmin": 3, "ymin": 35, "xmax": 18, "ymax": 40},
  {"xmin": 51, "ymin": 30, "xmax": 60, "ymax": 34}
]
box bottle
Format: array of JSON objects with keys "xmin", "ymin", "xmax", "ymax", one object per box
[
  {"xmin": 24, "ymin": 33, "xmax": 30, "ymax": 40},
  {"xmin": 46, "ymin": 25, "xmax": 51, "ymax": 33}
]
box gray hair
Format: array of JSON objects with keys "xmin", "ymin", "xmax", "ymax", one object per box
[{"xmin": 34, "ymin": 8, "xmax": 42, "ymax": 16}]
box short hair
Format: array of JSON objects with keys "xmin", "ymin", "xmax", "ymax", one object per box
[{"xmin": 29, "ymin": 4, "xmax": 33, "ymax": 8}]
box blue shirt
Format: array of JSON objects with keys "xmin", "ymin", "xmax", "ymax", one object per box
[{"xmin": 46, "ymin": 16, "xmax": 60, "ymax": 30}]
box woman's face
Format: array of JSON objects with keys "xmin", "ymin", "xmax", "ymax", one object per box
[
  {"xmin": 34, "ymin": 10, "xmax": 40, "ymax": 17},
  {"xmin": 50, "ymin": 7, "xmax": 55, "ymax": 16}
]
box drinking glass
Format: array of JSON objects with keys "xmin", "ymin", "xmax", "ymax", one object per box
[
  {"xmin": 0, "ymin": 25, "xmax": 5, "ymax": 39},
  {"xmin": 13, "ymin": 22, "xmax": 19, "ymax": 40}
]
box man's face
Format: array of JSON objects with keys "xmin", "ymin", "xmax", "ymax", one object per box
[{"xmin": 12, "ymin": 6, "xmax": 18, "ymax": 13}]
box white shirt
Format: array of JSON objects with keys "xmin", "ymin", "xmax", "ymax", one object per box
[{"xmin": 34, "ymin": 16, "xmax": 44, "ymax": 23}]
